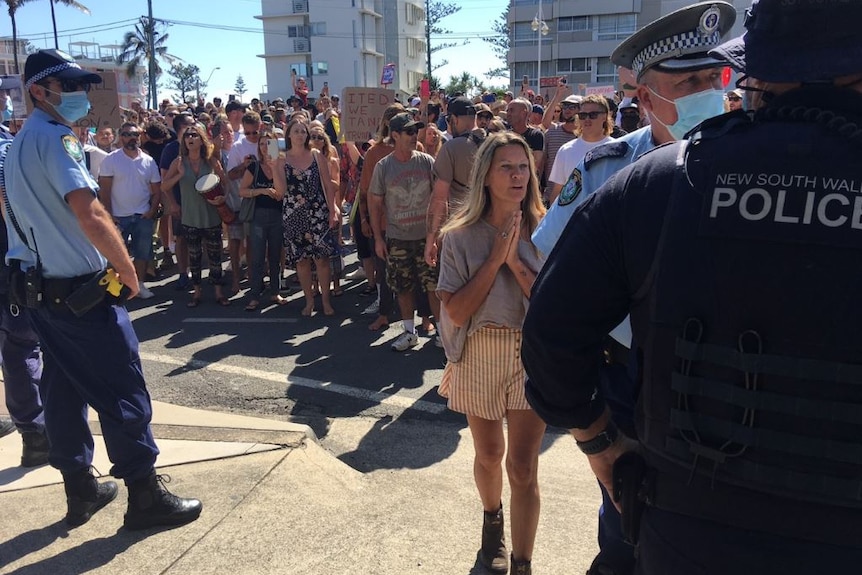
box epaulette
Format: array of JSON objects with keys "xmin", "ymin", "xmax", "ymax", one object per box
[
  {"xmin": 688, "ymin": 110, "xmax": 751, "ymax": 142},
  {"xmin": 583, "ymin": 141, "xmax": 629, "ymax": 171}
]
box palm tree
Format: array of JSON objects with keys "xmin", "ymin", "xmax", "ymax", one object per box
[
  {"xmin": 48, "ymin": 0, "xmax": 90, "ymax": 49},
  {"xmin": 117, "ymin": 17, "xmax": 177, "ymax": 109}
]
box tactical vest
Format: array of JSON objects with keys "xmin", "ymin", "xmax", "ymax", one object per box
[{"xmin": 636, "ymin": 111, "xmax": 862, "ymax": 547}]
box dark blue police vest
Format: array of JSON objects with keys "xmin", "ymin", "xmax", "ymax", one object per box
[{"xmin": 635, "ymin": 97, "xmax": 862, "ymax": 547}]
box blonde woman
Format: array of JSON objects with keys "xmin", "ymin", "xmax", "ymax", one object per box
[
  {"xmin": 161, "ymin": 122, "xmax": 230, "ymax": 307},
  {"xmin": 423, "ymin": 123, "xmax": 444, "ymax": 158},
  {"xmin": 437, "ymin": 132, "xmax": 547, "ymax": 575},
  {"xmin": 309, "ymin": 121, "xmax": 345, "ymax": 296}
]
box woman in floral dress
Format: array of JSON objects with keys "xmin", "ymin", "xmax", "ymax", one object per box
[{"xmin": 273, "ymin": 118, "xmax": 339, "ymax": 316}]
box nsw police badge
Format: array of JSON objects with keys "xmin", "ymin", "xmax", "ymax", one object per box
[
  {"xmin": 61, "ymin": 134, "xmax": 84, "ymax": 162},
  {"xmin": 558, "ymin": 168, "xmax": 582, "ymax": 206}
]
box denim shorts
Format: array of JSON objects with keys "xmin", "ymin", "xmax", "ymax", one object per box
[{"xmin": 116, "ymin": 214, "xmax": 154, "ymax": 260}]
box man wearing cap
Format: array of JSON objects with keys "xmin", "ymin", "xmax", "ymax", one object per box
[
  {"xmin": 4, "ymin": 49, "xmax": 201, "ymax": 531},
  {"xmin": 726, "ymin": 88, "xmax": 743, "ymax": 111},
  {"xmin": 368, "ymin": 112, "xmax": 441, "ymax": 352},
  {"xmin": 524, "ymin": 0, "xmax": 862, "ymax": 572},
  {"xmin": 540, "ymin": 86, "xmax": 581, "ymax": 202},
  {"xmin": 475, "ymin": 103, "xmax": 494, "ymax": 131},
  {"xmin": 618, "ymin": 100, "xmax": 641, "ymax": 133},
  {"xmin": 525, "ymin": 4, "xmax": 736, "ymax": 575},
  {"xmin": 424, "ymin": 97, "xmax": 485, "ymax": 267}
]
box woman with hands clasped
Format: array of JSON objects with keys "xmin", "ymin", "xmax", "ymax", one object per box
[
  {"xmin": 160, "ymin": 122, "xmax": 230, "ymax": 308},
  {"xmin": 272, "ymin": 118, "xmax": 340, "ymax": 316},
  {"xmin": 239, "ymin": 129, "xmax": 285, "ymax": 312},
  {"xmin": 436, "ymin": 132, "xmax": 547, "ymax": 575}
]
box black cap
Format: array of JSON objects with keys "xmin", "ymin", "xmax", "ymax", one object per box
[
  {"xmin": 24, "ymin": 49, "xmax": 102, "ymax": 91},
  {"xmin": 710, "ymin": 0, "xmax": 862, "ymax": 83},
  {"xmin": 612, "ymin": 2, "xmax": 736, "ymax": 81},
  {"xmin": 389, "ymin": 112, "xmax": 424, "ymax": 132},
  {"xmin": 447, "ymin": 97, "xmax": 476, "ymax": 117}
]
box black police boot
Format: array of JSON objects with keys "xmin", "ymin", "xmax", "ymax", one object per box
[
  {"xmin": 62, "ymin": 468, "xmax": 119, "ymax": 527},
  {"xmin": 21, "ymin": 431, "xmax": 49, "ymax": 468},
  {"xmin": 0, "ymin": 417, "xmax": 15, "ymax": 439},
  {"xmin": 478, "ymin": 504, "xmax": 508, "ymax": 574},
  {"xmin": 123, "ymin": 472, "xmax": 202, "ymax": 531}
]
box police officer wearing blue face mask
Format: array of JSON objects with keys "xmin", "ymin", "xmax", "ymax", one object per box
[
  {"xmin": 523, "ymin": 0, "xmax": 862, "ymax": 572},
  {"xmin": 528, "ymin": 4, "xmax": 735, "ymax": 575},
  {"xmin": 4, "ymin": 49, "xmax": 202, "ymax": 530}
]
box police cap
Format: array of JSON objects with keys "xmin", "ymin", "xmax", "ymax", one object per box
[
  {"xmin": 24, "ymin": 49, "xmax": 103, "ymax": 91},
  {"xmin": 710, "ymin": 0, "xmax": 862, "ymax": 83},
  {"xmin": 612, "ymin": 2, "xmax": 736, "ymax": 81}
]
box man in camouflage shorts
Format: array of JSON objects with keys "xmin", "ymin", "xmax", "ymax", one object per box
[{"xmin": 369, "ymin": 113, "xmax": 441, "ymax": 351}]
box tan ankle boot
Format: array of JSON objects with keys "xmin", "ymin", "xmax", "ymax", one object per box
[{"xmin": 479, "ymin": 504, "xmax": 508, "ymax": 574}]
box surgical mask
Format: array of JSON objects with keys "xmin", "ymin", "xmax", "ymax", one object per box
[
  {"xmin": 647, "ymin": 86, "xmax": 725, "ymax": 140},
  {"xmin": 45, "ymin": 89, "xmax": 91, "ymax": 123}
]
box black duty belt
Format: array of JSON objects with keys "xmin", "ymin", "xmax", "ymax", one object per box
[{"xmin": 41, "ymin": 272, "xmax": 101, "ymax": 310}]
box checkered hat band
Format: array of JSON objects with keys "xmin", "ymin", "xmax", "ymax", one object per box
[
  {"xmin": 24, "ymin": 62, "xmax": 82, "ymax": 90},
  {"xmin": 632, "ymin": 30, "xmax": 721, "ymax": 77}
]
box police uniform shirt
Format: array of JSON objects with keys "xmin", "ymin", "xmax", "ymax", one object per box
[
  {"xmin": 5, "ymin": 108, "xmax": 106, "ymax": 278},
  {"xmin": 532, "ymin": 126, "xmax": 656, "ymax": 257}
]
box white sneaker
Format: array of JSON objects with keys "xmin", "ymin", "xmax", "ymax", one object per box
[
  {"xmin": 137, "ymin": 283, "xmax": 155, "ymax": 300},
  {"xmin": 391, "ymin": 331, "xmax": 419, "ymax": 352},
  {"xmin": 362, "ymin": 298, "xmax": 380, "ymax": 315},
  {"xmin": 345, "ymin": 267, "xmax": 366, "ymax": 280}
]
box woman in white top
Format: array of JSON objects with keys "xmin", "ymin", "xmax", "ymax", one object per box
[{"xmin": 436, "ymin": 132, "xmax": 547, "ymax": 575}]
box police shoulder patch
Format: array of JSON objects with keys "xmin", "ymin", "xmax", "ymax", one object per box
[
  {"xmin": 61, "ymin": 134, "xmax": 83, "ymax": 162},
  {"xmin": 558, "ymin": 168, "xmax": 582, "ymax": 206},
  {"xmin": 583, "ymin": 141, "xmax": 629, "ymax": 171}
]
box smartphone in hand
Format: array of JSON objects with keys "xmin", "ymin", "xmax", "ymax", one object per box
[{"xmin": 267, "ymin": 139, "xmax": 279, "ymax": 161}]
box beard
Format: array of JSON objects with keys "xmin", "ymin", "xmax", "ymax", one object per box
[{"xmin": 124, "ymin": 141, "xmax": 139, "ymax": 151}]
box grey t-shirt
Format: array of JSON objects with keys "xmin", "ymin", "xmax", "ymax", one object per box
[
  {"xmin": 437, "ymin": 220, "xmax": 544, "ymax": 362},
  {"xmin": 369, "ymin": 150, "xmax": 435, "ymax": 241}
]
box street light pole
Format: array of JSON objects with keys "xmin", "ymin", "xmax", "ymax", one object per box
[
  {"xmin": 198, "ymin": 66, "xmax": 220, "ymax": 101},
  {"xmin": 531, "ymin": 0, "xmax": 549, "ymax": 97}
]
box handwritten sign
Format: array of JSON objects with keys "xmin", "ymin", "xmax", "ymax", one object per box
[
  {"xmin": 585, "ymin": 85, "xmax": 617, "ymax": 98},
  {"xmin": 340, "ymin": 87, "xmax": 395, "ymax": 143},
  {"xmin": 380, "ymin": 64, "xmax": 395, "ymax": 86}
]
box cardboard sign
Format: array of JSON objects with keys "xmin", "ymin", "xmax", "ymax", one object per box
[
  {"xmin": 585, "ymin": 85, "xmax": 617, "ymax": 98},
  {"xmin": 23, "ymin": 68, "xmax": 121, "ymax": 131},
  {"xmin": 340, "ymin": 87, "xmax": 396, "ymax": 143},
  {"xmin": 540, "ymin": 76, "xmax": 563, "ymax": 88}
]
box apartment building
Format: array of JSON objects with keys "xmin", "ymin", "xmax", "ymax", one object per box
[
  {"xmin": 507, "ymin": 0, "xmax": 746, "ymax": 99},
  {"xmin": 256, "ymin": 0, "xmax": 427, "ymax": 102}
]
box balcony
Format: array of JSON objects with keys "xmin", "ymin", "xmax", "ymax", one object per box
[{"xmin": 293, "ymin": 38, "xmax": 311, "ymax": 53}]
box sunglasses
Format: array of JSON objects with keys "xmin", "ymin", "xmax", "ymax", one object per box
[
  {"xmin": 560, "ymin": 104, "xmax": 579, "ymax": 110},
  {"xmin": 184, "ymin": 132, "xmax": 201, "ymax": 139},
  {"xmin": 51, "ymin": 79, "xmax": 92, "ymax": 93},
  {"xmin": 120, "ymin": 131, "xmax": 141, "ymax": 137},
  {"xmin": 577, "ymin": 111, "xmax": 604, "ymax": 120},
  {"xmin": 401, "ymin": 128, "xmax": 418, "ymax": 136},
  {"xmin": 727, "ymin": 96, "xmax": 742, "ymax": 101},
  {"xmin": 309, "ymin": 134, "xmax": 326, "ymax": 141}
]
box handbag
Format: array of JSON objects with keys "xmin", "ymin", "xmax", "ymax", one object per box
[{"xmin": 239, "ymin": 161, "xmax": 260, "ymax": 223}]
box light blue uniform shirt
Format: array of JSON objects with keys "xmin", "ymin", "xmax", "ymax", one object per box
[
  {"xmin": 5, "ymin": 108, "xmax": 106, "ymax": 278},
  {"xmin": 531, "ymin": 126, "xmax": 657, "ymax": 347}
]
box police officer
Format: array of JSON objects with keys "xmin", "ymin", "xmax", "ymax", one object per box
[
  {"xmin": 530, "ymin": 4, "xmax": 736, "ymax": 574},
  {"xmin": 4, "ymin": 49, "xmax": 201, "ymax": 529},
  {"xmin": 523, "ymin": 0, "xmax": 862, "ymax": 572}
]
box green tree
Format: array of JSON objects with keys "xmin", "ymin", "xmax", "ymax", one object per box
[
  {"xmin": 167, "ymin": 63, "xmax": 200, "ymax": 103},
  {"xmin": 234, "ymin": 75, "xmax": 247, "ymax": 100},
  {"xmin": 117, "ymin": 17, "xmax": 178, "ymax": 109},
  {"xmin": 424, "ymin": 1, "xmax": 462, "ymax": 78},
  {"xmin": 5, "ymin": 0, "xmax": 89, "ymax": 72},
  {"xmin": 443, "ymin": 71, "xmax": 486, "ymax": 98},
  {"xmin": 482, "ymin": 6, "xmax": 510, "ymax": 80}
]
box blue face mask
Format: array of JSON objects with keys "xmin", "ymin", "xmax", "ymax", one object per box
[
  {"xmin": 45, "ymin": 89, "xmax": 91, "ymax": 123},
  {"xmin": 647, "ymin": 86, "xmax": 726, "ymax": 140}
]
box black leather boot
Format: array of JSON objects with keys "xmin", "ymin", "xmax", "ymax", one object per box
[
  {"xmin": 63, "ymin": 468, "xmax": 119, "ymax": 527},
  {"xmin": 479, "ymin": 504, "xmax": 508, "ymax": 574},
  {"xmin": 21, "ymin": 431, "xmax": 49, "ymax": 468},
  {"xmin": 511, "ymin": 554, "xmax": 532, "ymax": 575},
  {"xmin": 124, "ymin": 472, "xmax": 202, "ymax": 531}
]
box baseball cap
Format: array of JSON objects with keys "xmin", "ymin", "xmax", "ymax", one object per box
[
  {"xmin": 532, "ymin": 104, "xmax": 544, "ymax": 115},
  {"xmin": 24, "ymin": 49, "xmax": 102, "ymax": 91},
  {"xmin": 562, "ymin": 95, "xmax": 582, "ymax": 106},
  {"xmin": 447, "ymin": 97, "xmax": 477, "ymax": 117},
  {"xmin": 710, "ymin": 0, "xmax": 862, "ymax": 83},
  {"xmin": 475, "ymin": 103, "xmax": 493, "ymax": 117},
  {"xmin": 389, "ymin": 112, "xmax": 424, "ymax": 132},
  {"xmin": 612, "ymin": 2, "xmax": 736, "ymax": 81}
]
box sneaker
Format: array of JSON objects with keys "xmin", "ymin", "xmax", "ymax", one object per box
[
  {"xmin": 175, "ymin": 274, "xmax": 191, "ymax": 291},
  {"xmin": 362, "ymin": 299, "xmax": 380, "ymax": 315},
  {"xmin": 345, "ymin": 267, "xmax": 366, "ymax": 281},
  {"xmin": 434, "ymin": 334, "xmax": 444, "ymax": 348},
  {"xmin": 138, "ymin": 283, "xmax": 155, "ymax": 300},
  {"xmin": 391, "ymin": 331, "xmax": 419, "ymax": 352}
]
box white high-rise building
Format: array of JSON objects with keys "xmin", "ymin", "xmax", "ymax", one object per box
[{"xmin": 257, "ymin": 0, "xmax": 427, "ymax": 102}]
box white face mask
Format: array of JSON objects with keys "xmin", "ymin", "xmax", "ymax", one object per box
[{"xmin": 647, "ymin": 86, "xmax": 726, "ymax": 140}]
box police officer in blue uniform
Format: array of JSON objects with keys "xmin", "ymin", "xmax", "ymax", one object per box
[
  {"xmin": 523, "ymin": 1, "xmax": 862, "ymax": 572},
  {"xmin": 531, "ymin": 4, "xmax": 736, "ymax": 574},
  {"xmin": 4, "ymin": 49, "xmax": 201, "ymax": 529}
]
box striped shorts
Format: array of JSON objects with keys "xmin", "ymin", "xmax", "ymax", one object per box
[{"xmin": 438, "ymin": 327, "xmax": 531, "ymax": 420}]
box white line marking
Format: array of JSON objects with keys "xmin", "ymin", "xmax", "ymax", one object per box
[
  {"xmin": 139, "ymin": 352, "xmax": 446, "ymax": 414},
  {"xmin": 182, "ymin": 318, "xmax": 299, "ymax": 324}
]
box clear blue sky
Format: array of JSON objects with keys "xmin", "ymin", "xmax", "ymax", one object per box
[{"xmin": 2, "ymin": 0, "xmax": 509, "ymax": 102}]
